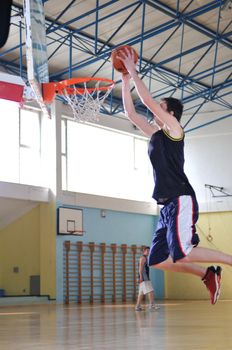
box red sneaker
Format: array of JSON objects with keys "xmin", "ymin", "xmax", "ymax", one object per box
[{"xmin": 202, "ymin": 266, "xmax": 222, "ymax": 305}]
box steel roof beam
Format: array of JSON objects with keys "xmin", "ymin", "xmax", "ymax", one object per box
[
  {"xmin": 147, "ymin": 55, "xmax": 232, "ymax": 97},
  {"xmin": 191, "ymin": 59, "xmax": 232, "ymax": 81},
  {"xmin": 45, "ymin": 0, "xmax": 231, "ymax": 61},
  {"xmin": 9, "ymin": 2, "xmax": 230, "ymax": 93},
  {"xmin": 183, "ymin": 99, "xmax": 207, "ymax": 129},
  {"xmin": 185, "ymin": 112, "xmax": 232, "ymax": 133},
  {"xmin": 215, "ymin": 90, "xmax": 232, "ymax": 103},
  {"xmin": 97, "ymin": 3, "xmax": 142, "ymax": 54},
  {"xmin": 47, "ymin": 0, "xmax": 125, "ymax": 34},
  {"xmin": 46, "ymin": 0, "xmax": 76, "ymax": 33},
  {"xmin": 46, "ymin": 0, "xmax": 231, "ymax": 52},
  {"xmin": 51, "ymin": 22, "xmax": 220, "ymax": 89},
  {"xmin": 143, "ymin": 0, "xmax": 232, "ymax": 49},
  {"xmin": 50, "ymin": 21, "xmax": 230, "ymax": 102},
  {"xmin": 0, "ymin": 58, "xmax": 27, "ymax": 78},
  {"xmin": 104, "ymin": 68, "xmax": 232, "ymax": 114},
  {"xmin": 182, "ymin": 79, "xmax": 232, "ymax": 103}
]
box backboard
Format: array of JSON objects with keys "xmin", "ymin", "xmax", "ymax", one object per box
[
  {"xmin": 0, "ymin": 72, "xmax": 25, "ymax": 102},
  {"xmin": 24, "ymin": 0, "xmax": 51, "ymax": 117},
  {"xmin": 58, "ymin": 207, "xmax": 84, "ymax": 235}
]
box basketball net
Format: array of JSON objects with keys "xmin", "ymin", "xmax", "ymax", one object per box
[{"xmin": 61, "ymin": 81, "xmax": 113, "ymax": 122}]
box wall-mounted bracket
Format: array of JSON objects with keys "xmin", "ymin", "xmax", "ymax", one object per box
[{"xmin": 205, "ymin": 184, "xmax": 232, "ymax": 198}]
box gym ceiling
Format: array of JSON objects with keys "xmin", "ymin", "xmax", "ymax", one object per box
[{"xmin": 0, "ymin": 0, "xmax": 232, "ymax": 134}]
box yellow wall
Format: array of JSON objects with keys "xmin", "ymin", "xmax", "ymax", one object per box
[
  {"xmin": 0, "ymin": 207, "xmax": 40, "ymax": 295},
  {"xmin": 0, "ymin": 203, "xmax": 56, "ymax": 298},
  {"xmin": 165, "ymin": 211, "xmax": 232, "ymax": 300},
  {"xmin": 39, "ymin": 202, "xmax": 56, "ymax": 298}
]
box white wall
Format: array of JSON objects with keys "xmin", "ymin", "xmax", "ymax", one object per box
[{"xmin": 184, "ymin": 126, "xmax": 232, "ymax": 212}]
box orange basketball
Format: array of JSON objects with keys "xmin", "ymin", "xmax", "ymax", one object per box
[{"xmin": 110, "ymin": 45, "xmax": 138, "ymax": 74}]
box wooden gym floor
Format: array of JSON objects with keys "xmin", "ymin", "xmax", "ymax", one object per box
[{"xmin": 0, "ymin": 300, "xmax": 232, "ymax": 350}]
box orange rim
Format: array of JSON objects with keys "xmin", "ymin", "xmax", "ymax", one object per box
[{"xmin": 42, "ymin": 77, "xmax": 115, "ymax": 103}]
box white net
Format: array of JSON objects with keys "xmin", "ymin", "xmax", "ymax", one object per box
[{"xmin": 61, "ymin": 81, "xmax": 113, "ymax": 122}]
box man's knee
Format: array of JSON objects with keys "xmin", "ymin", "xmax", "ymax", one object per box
[
  {"xmin": 149, "ymin": 261, "xmax": 165, "ymax": 269},
  {"xmin": 148, "ymin": 251, "xmax": 169, "ymax": 267}
]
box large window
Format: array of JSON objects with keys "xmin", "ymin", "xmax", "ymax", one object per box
[
  {"xmin": 0, "ymin": 99, "xmax": 46, "ymax": 187},
  {"xmin": 62, "ymin": 118, "xmax": 154, "ymax": 202},
  {"xmin": 19, "ymin": 108, "xmax": 41, "ymax": 185},
  {"xmin": 0, "ymin": 100, "xmax": 19, "ymax": 182}
]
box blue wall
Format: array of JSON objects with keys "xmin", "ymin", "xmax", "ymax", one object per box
[{"xmin": 56, "ymin": 205, "xmax": 164, "ymax": 302}]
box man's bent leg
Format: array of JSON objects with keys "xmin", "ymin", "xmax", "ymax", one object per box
[
  {"xmin": 180, "ymin": 246, "xmax": 232, "ymax": 266},
  {"xmin": 151, "ymin": 256, "xmax": 222, "ymax": 305},
  {"xmin": 151, "ymin": 256, "xmax": 206, "ymax": 277}
]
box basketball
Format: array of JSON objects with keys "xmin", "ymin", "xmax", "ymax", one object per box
[{"xmin": 111, "ymin": 45, "xmax": 138, "ymax": 74}]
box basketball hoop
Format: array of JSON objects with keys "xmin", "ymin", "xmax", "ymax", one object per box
[
  {"xmin": 67, "ymin": 230, "xmax": 85, "ymax": 236},
  {"xmin": 43, "ymin": 77, "xmax": 115, "ymax": 122}
]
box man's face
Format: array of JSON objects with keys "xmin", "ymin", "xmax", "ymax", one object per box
[
  {"xmin": 144, "ymin": 248, "xmax": 150, "ymax": 256},
  {"xmin": 160, "ymin": 100, "xmax": 175, "ymax": 116},
  {"xmin": 160, "ymin": 100, "xmax": 168, "ymax": 112}
]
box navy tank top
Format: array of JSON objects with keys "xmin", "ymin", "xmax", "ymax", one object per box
[
  {"xmin": 148, "ymin": 129, "xmax": 195, "ymax": 204},
  {"xmin": 138, "ymin": 255, "xmax": 150, "ymax": 281}
]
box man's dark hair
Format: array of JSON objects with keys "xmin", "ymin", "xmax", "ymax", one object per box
[
  {"xmin": 162, "ymin": 97, "xmax": 183, "ymax": 121},
  {"xmin": 142, "ymin": 246, "xmax": 150, "ymax": 251}
]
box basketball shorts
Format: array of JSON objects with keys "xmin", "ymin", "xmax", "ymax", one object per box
[
  {"xmin": 138, "ymin": 281, "xmax": 154, "ymax": 295},
  {"xmin": 148, "ymin": 195, "xmax": 200, "ymax": 265}
]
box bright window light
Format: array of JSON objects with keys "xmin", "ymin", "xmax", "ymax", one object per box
[
  {"xmin": 19, "ymin": 109, "xmax": 41, "ymax": 185},
  {"xmin": 0, "ymin": 100, "xmax": 19, "ymax": 183},
  {"xmin": 62, "ymin": 119, "xmax": 154, "ymax": 202},
  {"xmin": 0, "ymin": 99, "xmax": 47, "ymax": 187},
  {"xmin": 62, "ymin": 154, "xmax": 67, "ymax": 190},
  {"xmin": 20, "ymin": 109, "xmax": 40, "ymax": 149}
]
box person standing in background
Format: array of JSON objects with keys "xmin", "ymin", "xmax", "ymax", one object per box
[{"xmin": 135, "ymin": 246, "xmax": 159, "ymax": 311}]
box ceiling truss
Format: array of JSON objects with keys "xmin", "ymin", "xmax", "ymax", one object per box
[{"xmin": 0, "ymin": 0, "xmax": 231, "ymax": 132}]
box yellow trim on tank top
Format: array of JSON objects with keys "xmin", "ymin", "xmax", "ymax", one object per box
[{"xmin": 162, "ymin": 128, "xmax": 184, "ymax": 141}]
